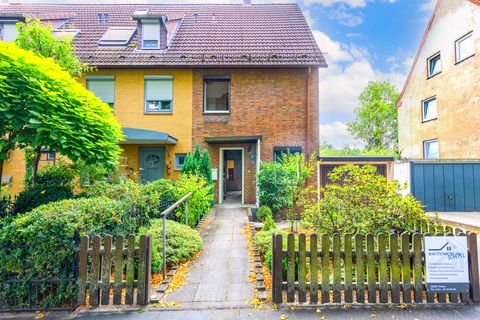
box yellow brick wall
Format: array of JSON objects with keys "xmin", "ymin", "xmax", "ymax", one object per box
[{"xmin": 2, "ymin": 69, "xmax": 193, "ymax": 194}]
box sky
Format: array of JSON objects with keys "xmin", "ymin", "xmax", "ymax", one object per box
[{"xmin": 16, "ymin": 0, "xmax": 438, "ymax": 148}]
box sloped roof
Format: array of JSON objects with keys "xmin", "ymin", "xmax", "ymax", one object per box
[
  {"xmin": 0, "ymin": 3, "xmax": 327, "ymax": 67},
  {"xmin": 397, "ymin": 0, "xmax": 479, "ymax": 105}
]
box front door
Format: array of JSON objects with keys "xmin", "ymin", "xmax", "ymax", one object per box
[{"xmin": 140, "ymin": 147, "xmax": 165, "ymax": 183}]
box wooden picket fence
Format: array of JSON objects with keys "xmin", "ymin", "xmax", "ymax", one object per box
[
  {"xmin": 77, "ymin": 234, "xmax": 152, "ymax": 307},
  {"xmin": 271, "ymin": 231, "xmax": 480, "ymax": 305}
]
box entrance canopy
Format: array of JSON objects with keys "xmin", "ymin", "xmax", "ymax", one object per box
[
  {"xmin": 205, "ymin": 135, "xmax": 262, "ymax": 144},
  {"xmin": 121, "ymin": 127, "xmax": 177, "ymax": 145}
]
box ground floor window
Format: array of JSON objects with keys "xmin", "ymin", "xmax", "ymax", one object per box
[
  {"xmin": 174, "ymin": 153, "xmax": 187, "ymax": 170},
  {"xmin": 273, "ymin": 146, "xmax": 302, "ymax": 162},
  {"xmin": 423, "ymin": 139, "xmax": 439, "ymax": 159}
]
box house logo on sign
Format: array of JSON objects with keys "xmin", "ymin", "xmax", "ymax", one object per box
[{"xmin": 428, "ymin": 241, "xmax": 466, "ymax": 260}]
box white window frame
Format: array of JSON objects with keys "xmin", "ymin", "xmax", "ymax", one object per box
[
  {"xmin": 455, "ymin": 31, "xmax": 475, "ymax": 64},
  {"xmin": 142, "ymin": 19, "xmax": 160, "ymax": 49},
  {"xmin": 174, "ymin": 153, "xmax": 187, "ymax": 170},
  {"xmin": 422, "ymin": 96, "xmax": 437, "ymax": 122},
  {"xmin": 424, "ymin": 139, "xmax": 439, "ymax": 159},
  {"xmin": 203, "ymin": 78, "xmax": 231, "ymax": 114},
  {"xmin": 86, "ymin": 76, "xmax": 115, "ymax": 108},
  {"xmin": 144, "ymin": 75, "xmax": 174, "ymax": 114},
  {"xmin": 427, "ymin": 52, "xmax": 442, "ymax": 78}
]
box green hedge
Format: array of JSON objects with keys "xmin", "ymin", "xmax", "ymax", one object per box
[
  {"xmin": 140, "ymin": 219, "xmax": 202, "ymax": 273},
  {"xmin": 13, "ymin": 184, "xmax": 74, "ymax": 214}
]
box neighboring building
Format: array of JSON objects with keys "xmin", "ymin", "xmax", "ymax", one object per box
[
  {"xmin": 0, "ymin": 2, "xmax": 325, "ymax": 205},
  {"xmin": 396, "ymin": 0, "xmax": 480, "ymax": 212},
  {"xmin": 397, "ymin": 0, "xmax": 480, "ymax": 159}
]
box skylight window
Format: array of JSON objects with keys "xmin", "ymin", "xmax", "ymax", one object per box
[
  {"xmin": 98, "ymin": 27, "xmax": 136, "ymax": 46},
  {"xmin": 53, "ymin": 29, "xmax": 80, "ymax": 40}
]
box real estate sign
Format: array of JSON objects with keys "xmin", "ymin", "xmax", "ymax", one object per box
[{"xmin": 425, "ymin": 236, "xmax": 470, "ymax": 293}]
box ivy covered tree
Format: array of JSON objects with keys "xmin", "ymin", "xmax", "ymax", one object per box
[
  {"xmin": 0, "ymin": 42, "xmax": 122, "ymax": 183},
  {"xmin": 182, "ymin": 143, "xmax": 212, "ymax": 184}
]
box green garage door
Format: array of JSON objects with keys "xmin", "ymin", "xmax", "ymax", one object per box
[{"xmin": 411, "ymin": 162, "xmax": 480, "ymax": 212}]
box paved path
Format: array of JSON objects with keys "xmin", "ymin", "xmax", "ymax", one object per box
[{"xmin": 163, "ymin": 205, "xmax": 254, "ymax": 307}]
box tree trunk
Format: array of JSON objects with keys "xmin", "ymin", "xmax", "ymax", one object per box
[
  {"xmin": 31, "ymin": 147, "xmax": 41, "ymax": 186},
  {"xmin": 0, "ymin": 159, "xmax": 4, "ymax": 192}
]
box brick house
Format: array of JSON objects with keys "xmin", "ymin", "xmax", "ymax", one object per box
[{"xmin": 0, "ymin": 1, "xmax": 325, "ymax": 205}]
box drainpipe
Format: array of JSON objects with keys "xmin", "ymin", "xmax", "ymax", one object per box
[{"xmin": 306, "ymin": 67, "xmax": 312, "ymax": 155}]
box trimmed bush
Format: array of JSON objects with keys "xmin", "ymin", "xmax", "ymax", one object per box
[
  {"xmin": 257, "ymin": 206, "xmax": 272, "ymax": 222},
  {"xmin": 174, "ymin": 174, "xmax": 213, "ymax": 228},
  {"xmin": 13, "ymin": 184, "xmax": 74, "ymax": 214},
  {"xmin": 140, "ymin": 219, "xmax": 203, "ymax": 273},
  {"xmin": 257, "ymin": 162, "xmax": 289, "ymax": 214}
]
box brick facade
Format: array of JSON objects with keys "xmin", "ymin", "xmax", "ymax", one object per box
[{"xmin": 192, "ymin": 68, "xmax": 320, "ymax": 204}]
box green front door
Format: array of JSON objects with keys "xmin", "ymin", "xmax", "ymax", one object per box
[{"xmin": 139, "ymin": 147, "xmax": 165, "ymax": 183}]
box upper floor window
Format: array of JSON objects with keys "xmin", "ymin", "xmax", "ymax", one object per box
[
  {"xmin": 0, "ymin": 22, "xmax": 18, "ymax": 42},
  {"xmin": 273, "ymin": 147, "xmax": 302, "ymax": 162},
  {"xmin": 204, "ymin": 77, "xmax": 230, "ymax": 113},
  {"xmin": 422, "ymin": 96, "xmax": 437, "ymax": 122},
  {"xmin": 456, "ymin": 31, "xmax": 474, "ymax": 63},
  {"xmin": 86, "ymin": 76, "xmax": 115, "ymax": 108},
  {"xmin": 424, "ymin": 139, "xmax": 439, "ymax": 159},
  {"xmin": 142, "ymin": 20, "xmax": 160, "ymax": 49},
  {"xmin": 145, "ymin": 75, "xmax": 173, "ymax": 113},
  {"xmin": 427, "ymin": 52, "xmax": 441, "ymax": 78}
]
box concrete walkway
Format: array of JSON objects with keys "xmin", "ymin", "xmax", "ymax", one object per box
[
  {"xmin": 432, "ymin": 212, "xmax": 480, "ymax": 232},
  {"xmin": 163, "ymin": 205, "xmax": 254, "ymax": 307}
]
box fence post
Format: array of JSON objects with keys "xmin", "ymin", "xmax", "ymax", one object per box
[
  {"xmin": 468, "ymin": 233, "xmax": 480, "ymax": 302},
  {"xmin": 185, "ymin": 199, "xmax": 189, "ymax": 226},
  {"xmin": 163, "ymin": 214, "xmax": 167, "ymax": 280},
  {"xmin": 76, "ymin": 235, "xmax": 89, "ymax": 306},
  {"xmin": 272, "ymin": 234, "xmax": 283, "ymax": 304},
  {"xmin": 146, "ymin": 235, "xmax": 152, "ymax": 304}
]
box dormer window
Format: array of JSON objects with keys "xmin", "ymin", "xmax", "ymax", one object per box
[
  {"xmin": 142, "ymin": 19, "xmax": 160, "ymax": 49},
  {"xmin": 0, "ymin": 22, "xmax": 18, "ymax": 42}
]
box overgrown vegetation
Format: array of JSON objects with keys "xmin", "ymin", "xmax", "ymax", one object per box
[
  {"xmin": 140, "ymin": 219, "xmax": 203, "ymax": 273},
  {"xmin": 302, "ymin": 164, "xmax": 427, "ymax": 235}
]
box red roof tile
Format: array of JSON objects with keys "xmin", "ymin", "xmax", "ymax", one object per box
[{"xmin": 0, "ymin": 3, "xmax": 326, "ymax": 67}]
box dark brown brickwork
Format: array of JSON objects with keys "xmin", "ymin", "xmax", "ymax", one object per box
[{"xmin": 192, "ymin": 68, "xmax": 319, "ymax": 205}]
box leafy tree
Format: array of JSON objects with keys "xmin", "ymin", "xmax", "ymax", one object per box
[
  {"xmin": 320, "ymin": 141, "xmax": 396, "ymax": 157},
  {"xmin": 347, "ymin": 81, "xmax": 399, "ymax": 152},
  {"xmin": 200, "ymin": 150, "xmax": 212, "ymax": 184},
  {"xmin": 0, "ymin": 42, "xmax": 122, "ymax": 184},
  {"xmin": 13, "ymin": 19, "xmax": 93, "ymax": 183}
]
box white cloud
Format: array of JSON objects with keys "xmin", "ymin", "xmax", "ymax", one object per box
[
  {"xmin": 302, "ymin": 9, "xmax": 317, "ymax": 26},
  {"xmin": 320, "ymin": 121, "xmax": 363, "ymax": 148},
  {"xmin": 328, "ymin": 4, "xmax": 364, "ymax": 27},
  {"xmin": 303, "ymin": 0, "xmax": 369, "ymax": 8},
  {"xmin": 315, "ymin": 31, "xmax": 408, "ymax": 147},
  {"xmin": 419, "ymin": 0, "xmax": 437, "ymax": 12}
]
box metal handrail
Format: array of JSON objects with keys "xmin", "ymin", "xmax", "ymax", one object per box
[{"xmin": 159, "ymin": 191, "xmax": 193, "ymax": 279}]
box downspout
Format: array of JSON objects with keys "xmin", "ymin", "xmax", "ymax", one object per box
[{"xmin": 306, "ymin": 67, "xmax": 312, "ymax": 155}]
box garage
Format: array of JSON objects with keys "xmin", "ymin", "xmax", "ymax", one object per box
[{"xmin": 411, "ymin": 162, "xmax": 480, "ymax": 212}]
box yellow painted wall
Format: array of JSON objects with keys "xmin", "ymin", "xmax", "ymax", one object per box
[{"xmin": 2, "ymin": 68, "xmax": 193, "ymax": 193}]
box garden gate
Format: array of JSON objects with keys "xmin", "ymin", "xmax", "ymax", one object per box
[{"xmin": 271, "ymin": 230, "xmax": 480, "ymax": 304}]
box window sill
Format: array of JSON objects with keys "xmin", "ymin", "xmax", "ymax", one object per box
[
  {"xmin": 455, "ymin": 54, "xmax": 475, "ymax": 65},
  {"xmin": 427, "ymin": 71, "xmax": 441, "ymax": 80},
  {"xmin": 422, "ymin": 117, "xmax": 438, "ymax": 123},
  {"xmin": 144, "ymin": 112, "xmax": 173, "ymax": 115},
  {"xmin": 203, "ymin": 111, "xmax": 230, "ymax": 115}
]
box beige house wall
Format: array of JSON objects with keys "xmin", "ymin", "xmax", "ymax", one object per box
[{"xmin": 398, "ymin": 0, "xmax": 480, "ymax": 159}]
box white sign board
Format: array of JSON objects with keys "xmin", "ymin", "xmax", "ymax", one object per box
[
  {"xmin": 424, "ymin": 236, "xmax": 470, "ymax": 293},
  {"xmin": 211, "ymin": 168, "xmax": 218, "ymax": 181}
]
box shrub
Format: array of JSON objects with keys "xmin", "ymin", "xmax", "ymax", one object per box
[
  {"xmin": 256, "ymin": 206, "xmax": 272, "ymax": 222},
  {"xmin": 262, "ymin": 215, "xmax": 276, "ymax": 231},
  {"xmin": 174, "ymin": 174, "xmax": 213, "ymax": 227},
  {"xmin": 257, "ymin": 162, "xmax": 290, "ymax": 213},
  {"xmin": 303, "ymin": 164, "xmax": 427, "ymax": 235},
  {"xmin": 13, "ymin": 184, "xmax": 74, "ymax": 214},
  {"xmin": 140, "ymin": 219, "xmax": 202, "ymax": 272},
  {"xmin": 182, "ymin": 144, "xmax": 212, "ymax": 184},
  {"xmin": 34, "ymin": 163, "xmax": 76, "ymax": 186},
  {"xmin": 254, "ymin": 229, "xmax": 286, "ymax": 272}
]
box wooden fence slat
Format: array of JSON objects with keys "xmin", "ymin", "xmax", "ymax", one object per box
[
  {"xmin": 101, "ymin": 235, "xmax": 112, "ymax": 306},
  {"xmin": 390, "ymin": 234, "xmax": 400, "ymax": 303},
  {"xmin": 321, "ymin": 234, "xmax": 330, "ymax": 303},
  {"xmin": 424, "ymin": 233, "xmax": 435, "ymax": 303},
  {"xmin": 333, "ymin": 234, "xmax": 341, "ymax": 303},
  {"xmin": 355, "ymin": 234, "xmax": 365, "ymax": 303},
  {"xmin": 367, "ymin": 234, "xmax": 376, "ymax": 303},
  {"xmin": 113, "ymin": 235, "xmax": 124, "ymax": 305},
  {"xmin": 89, "ymin": 235, "xmax": 101, "ymax": 307},
  {"xmin": 435, "ymin": 233, "xmax": 447, "ymax": 303},
  {"xmin": 413, "ymin": 233, "xmax": 423, "ymax": 303},
  {"xmin": 298, "ymin": 234, "xmax": 307, "ymax": 303},
  {"xmin": 287, "ymin": 233, "xmax": 295, "ymax": 303},
  {"xmin": 458, "ymin": 232, "xmax": 471, "ymax": 303},
  {"xmin": 272, "ymin": 234, "xmax": 283, "ymax": 303},
  {"xmin": 310, "ymin": 234, "xmax": 318, "ymax": 304},
  {"xmin": 344, "ymin": 234, "xmax": 353, "ymax": 303},
  {"xmin": 146, "ymin": 235, "xmax": 152, "ymax": 304},
  {"xmin": 125, "ymin": 235, "xmax": 135, "ymax": 305},
  {"xmin": 468, "ymin": 233, "xmax": 480, "ymax": 303},
  {"xmin": 445, "ymin": 232, "xmax": 459, "ymax": 303},
  {"xmin": 378, "ymin": 234, "xmax": 388, "ymax": 303},
  {"xmin": 76, "ymin": 235, "xmax": 89, "ymax": 306},
  {"xmin": 137, "ymin": 235, "xmax": 148, "ymax": 305},
  {"xmin": 401, "ymin": 233, "xmax": 411, "ymax": 303}
]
